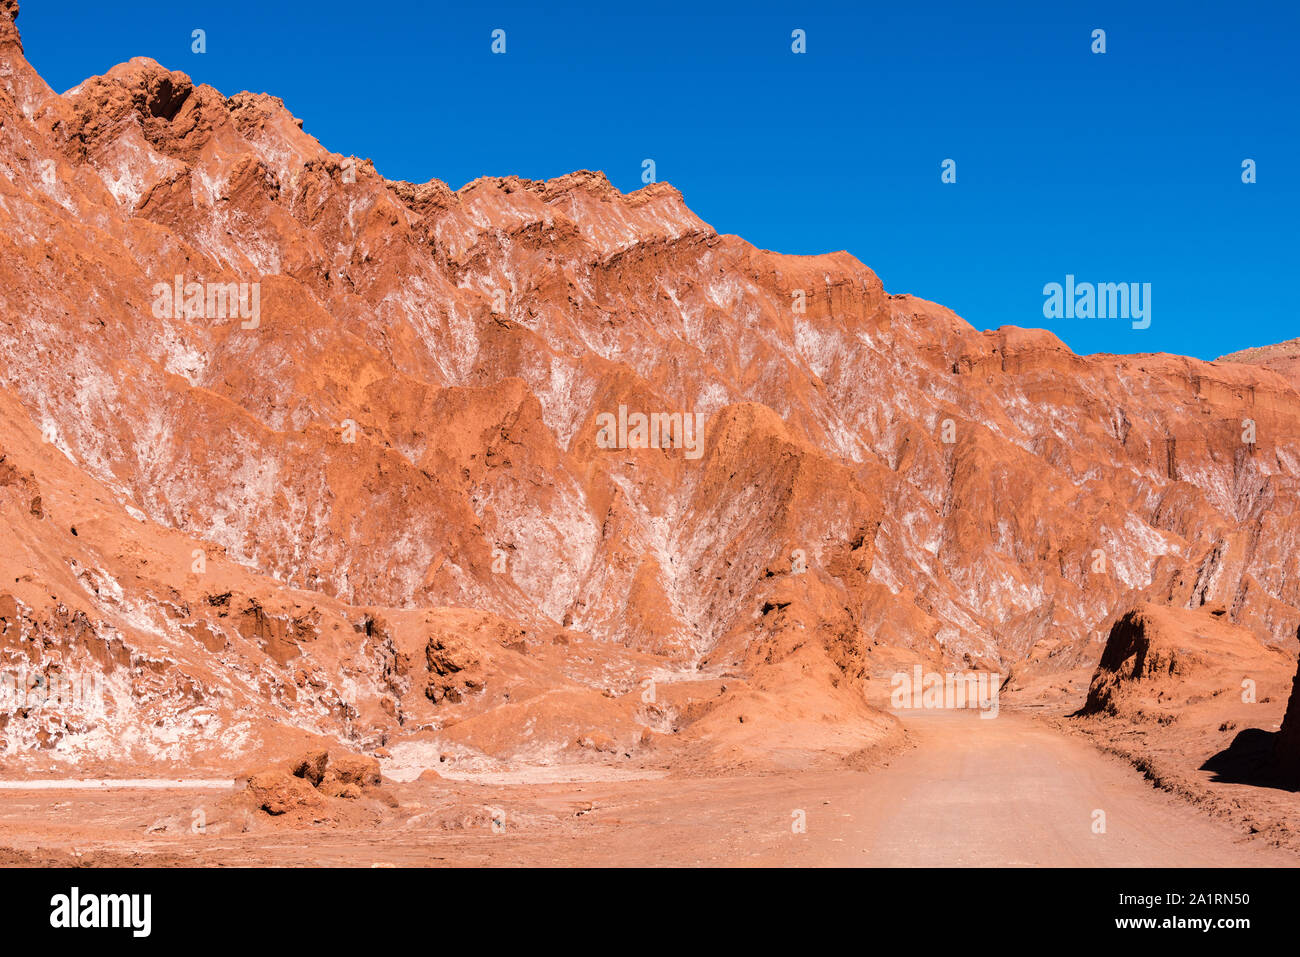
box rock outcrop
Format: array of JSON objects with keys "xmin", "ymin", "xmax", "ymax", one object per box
[
  {"xmin": 1082, "ymin": 603, "xmax": 1287, "ymax": 722},
  {"xmin": 1271, "ymin": 651, "xmax": 1300, "ymax": 785}
]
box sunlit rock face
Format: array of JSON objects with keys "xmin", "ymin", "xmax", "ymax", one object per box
[{"xmin": 1, "ymin": 13, "xmax": 1298, "ymax": 773}]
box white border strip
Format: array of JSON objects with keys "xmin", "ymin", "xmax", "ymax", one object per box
[{"xmin": 0, "ymin": 779, "xmax": 235, "ymax": 790}]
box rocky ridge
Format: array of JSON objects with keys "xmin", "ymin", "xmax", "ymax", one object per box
[{"xmin": 1, "ymin": 4, "xmax": 1298, "ymax": 775}]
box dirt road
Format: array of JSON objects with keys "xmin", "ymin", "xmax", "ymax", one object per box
[
  {"xmin": 811, "ymin": 709, "xmax": 1296, "ymax": 867},
  {"xmin": 0, "ymin": 709, "xmax": 1293, "ymax": 866}
]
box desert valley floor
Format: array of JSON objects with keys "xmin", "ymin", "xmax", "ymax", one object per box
[{"xmin": 3, "ymin": 677, "xmax": 1298, "ymax": 867}]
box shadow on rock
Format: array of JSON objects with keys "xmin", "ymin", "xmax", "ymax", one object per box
[{"xmin": 1200, "ymin": 728, "xmax": 1297, "ymax": 792}]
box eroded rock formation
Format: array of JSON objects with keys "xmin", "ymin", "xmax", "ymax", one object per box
[{"xmin": 1, "ymin": 10, "xmax": 1297, "ymax": 774}]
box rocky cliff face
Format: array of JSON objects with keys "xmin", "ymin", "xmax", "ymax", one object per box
[
  {"xmin": 1272, "ymin": 659, "xmax": 1300, "ymax": 785},
  {"xmin": 1, "ymin": 7, "xmax": 1298, "ymax": 773}
]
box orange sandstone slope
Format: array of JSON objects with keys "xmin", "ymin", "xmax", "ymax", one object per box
[
  {"xmin": 1, "ymin": 2, "xmax": 1299, "ymax": 774},
  {"xmin": 1219, "ymin": 339, "xmax": 1300, "ymax": 393}
]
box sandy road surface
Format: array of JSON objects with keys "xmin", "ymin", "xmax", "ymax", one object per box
[
  {"xmin": 813, "ymin": 710, "xmax": 1297, "ymax": 867},
  {"xmin": 0, "ymin": 710, "xmax": 1293, "ymax": 866}
]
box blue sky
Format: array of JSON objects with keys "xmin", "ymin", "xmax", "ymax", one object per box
[{"xmin": 19, "ymin": 0, "xmax": 1298, "ymax": 360}]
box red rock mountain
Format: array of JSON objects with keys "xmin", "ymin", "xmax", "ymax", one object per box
[
  {"xmin": 1218, "ymin": 339, "xmax": 1300, "ymax": 393},
  {"xmin": 1, "ymin": 3, "xmax": 1297, "ymax": 775}
]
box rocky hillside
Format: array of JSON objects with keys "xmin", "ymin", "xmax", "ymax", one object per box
[
  {"xmin": 1219, "ymin": 339, "xmax": 1300, "ymax": 393},
  {"xmin": 1, "ymin": 1, "xmax": 1297, "ymax": 774}
]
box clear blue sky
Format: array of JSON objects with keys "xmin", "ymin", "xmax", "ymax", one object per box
[{"xmin": 19, "ymin": 0, "xmax": 1298, "ymax": 360}]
